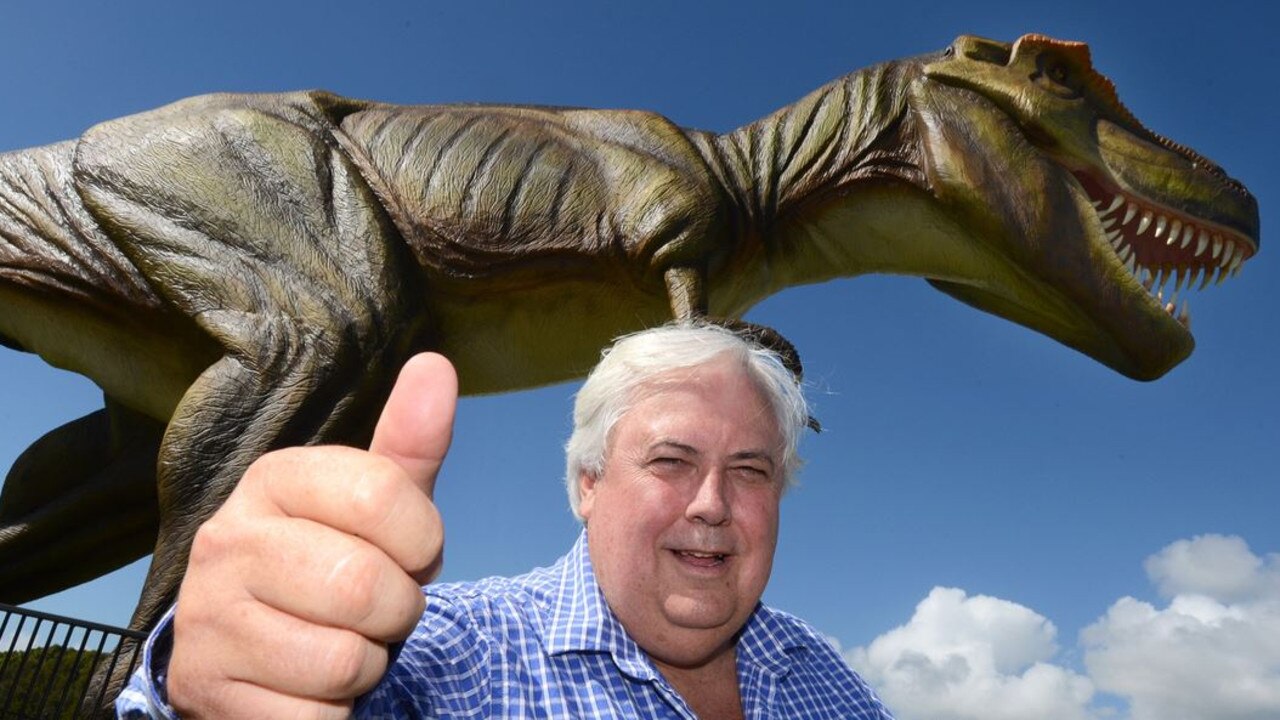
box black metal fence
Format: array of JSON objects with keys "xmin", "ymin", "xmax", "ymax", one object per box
[{"xmin": 0, "ymin": 602, "xmax": 145, "ymax": 719}]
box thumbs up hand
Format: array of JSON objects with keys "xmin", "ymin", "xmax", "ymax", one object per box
[{"xmin": 167, "ymin": 354, "xmax": 457, "ymax": 719}]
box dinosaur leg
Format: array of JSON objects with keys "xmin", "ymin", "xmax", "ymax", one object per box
[
  {"xmin": 71, "ymin": 92, "xmax": 424, "ymax": 714},
  {"xmin": 133, "ymin": 330, "xmax": 414, "ymax": 627},
  {"xmin": 0, "ymin": 401, "xmax": 162, "ymax": 603}
]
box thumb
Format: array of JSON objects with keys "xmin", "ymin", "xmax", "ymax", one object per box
[{"xmin": 368, "ymin": 353, "xmax": 458, "ymax": 499}]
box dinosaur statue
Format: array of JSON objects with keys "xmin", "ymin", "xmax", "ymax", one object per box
[{"xmin": 0, "ymin": 32, "xmax": 1259, "ymax": 652}]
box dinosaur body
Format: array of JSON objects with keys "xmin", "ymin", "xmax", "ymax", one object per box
[{"xmin": 0, "ymin": 34, "xmax": 1259, "ymax": 649}]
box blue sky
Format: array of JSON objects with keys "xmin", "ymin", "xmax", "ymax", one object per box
[{"xmin": 4, "ymin": 2, "xmax": 1277, "ymax": 717}]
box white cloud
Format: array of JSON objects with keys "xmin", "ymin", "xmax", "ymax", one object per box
[
  {"xmin": 846, "ymin": 587, "xmax": 1096, "ymax": 720},
  {"xmin": 1082, "ymin": 534, "xmax": 1280, "ymax": 720},
  {"xmin": 1143, "ymin": 534, "xmax": 1280, "ymax": 603},
  {"xmin": 844, "ymin": 535, "xmax": 1280, "ymax": 720}
]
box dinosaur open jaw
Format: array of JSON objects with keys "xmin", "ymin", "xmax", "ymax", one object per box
[{"xmin": 1072, "ymin": 171, "xmax": 1256, "ymax": 331}]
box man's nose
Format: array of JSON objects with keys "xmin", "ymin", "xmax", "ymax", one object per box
[{"xmin": 686, "ymin": 471, "xmax": 731, "ymax": 525}]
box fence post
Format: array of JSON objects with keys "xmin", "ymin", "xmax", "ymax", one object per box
[{"xmin": 0, "ymin": 603, "xmax": 147, "ymax": 720}]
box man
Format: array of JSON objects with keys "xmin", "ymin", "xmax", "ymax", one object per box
[{"xmin": 118, "ymin": 322, "xmax": 894, "ymax": 719}]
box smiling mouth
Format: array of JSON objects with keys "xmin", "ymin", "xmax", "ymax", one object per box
[{"xmin": 673, "ymin": 549, "xmax": 728, "ymax": 567}]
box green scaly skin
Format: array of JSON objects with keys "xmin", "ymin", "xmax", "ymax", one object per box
[{"xmin": 0, "ymin": 34, "xmax": 1259, "ymax": 655}]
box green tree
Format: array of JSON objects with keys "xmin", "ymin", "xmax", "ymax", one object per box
[{"xmin": 0, "ymin": 645, "xmax": 114, "ymax": 719}]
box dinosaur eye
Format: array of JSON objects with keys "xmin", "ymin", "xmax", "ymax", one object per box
[{"xmin": 1034, "ymin": 53, "xmax": 1082, "ymax": 98}]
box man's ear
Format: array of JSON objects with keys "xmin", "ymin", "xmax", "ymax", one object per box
[{"xmin": 577, "ymin": 471, "xmax": 599, "ymax": 520}]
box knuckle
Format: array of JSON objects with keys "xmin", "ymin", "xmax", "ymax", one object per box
[
  {"xmin": 344, "ymin": 461, "xmax": 404, "ymax": 529},
  {"xmin": 188, "ymin": 514, "xmax": 246, "ymax": 566},
  {"xmin": 317, "ymin": 630, "xmax": 383, "ymax": 696},
  {"xmin": 404, "ymin": 506, "xmax": 445, "ymax": 579},
  {"xmin": 326, "ymin": 543, "xmax": 387, "ymax": 623},
  {"xmin": 242, "ymin": 447, "xmax": 299, "ymax": 484}
]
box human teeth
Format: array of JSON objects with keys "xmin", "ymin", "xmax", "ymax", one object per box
[
  {"xmin": 1137, "ymin": 211, "xmax": 1153, "ymax": 235},
  {"xmin": 679, "ymin": 550, "xmax": 723, "ymax": 559},
  {"xmin": 1155, "ymin": 215, "xmax": 1168, "ymax": 239},
  {"xmin": 1123, "ymin": 202, "xmax": 1138, "ymax": 225}
]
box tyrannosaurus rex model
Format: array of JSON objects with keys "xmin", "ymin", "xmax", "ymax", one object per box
[{"xmin": 0, "ymin": 34, "xmax": 1260, "ymax": 641}]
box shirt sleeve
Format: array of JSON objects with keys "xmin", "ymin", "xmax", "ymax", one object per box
[{"xmin": 115, "ymin": 606, "xmax": 180, "ymax": 720}]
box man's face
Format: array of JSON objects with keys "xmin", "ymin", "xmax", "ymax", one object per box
[{"xmin": 577, "ymin": 357, "xmax": 785, "ymax": 669}]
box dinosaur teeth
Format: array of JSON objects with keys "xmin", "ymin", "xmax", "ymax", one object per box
[
  {"xmin": 1083, "ymin": 178, "xmax": 1253, "ymax": 324},
  {"xmin": 1136, "ymin": 211, "xmax": 1153, "ymax": 235},
  {"xmin": 1220, "ymin": 239, "xmax": 1235, "ymax": 267},
  {"xmin": 1198, "ymin": 267, "xmax": 1213, "ymax": 291}
]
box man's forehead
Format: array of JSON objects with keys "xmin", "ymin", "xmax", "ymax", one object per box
[{"xmin": 615, "ymin": 367, "xmax": 782, "ymax": 449}]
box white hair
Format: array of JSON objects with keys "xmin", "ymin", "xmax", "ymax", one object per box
[{"xmin": 564, "ymin": 321, "xmax": 809, "ymax": 519}]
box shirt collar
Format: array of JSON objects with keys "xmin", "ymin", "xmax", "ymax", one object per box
[
  {"xmin": 543, "ymin": 530, "xmax": 809, "ymax": 679},
  {"xmin": 543, "ymin": 530, "xmax": 657, "ymax": 680}
]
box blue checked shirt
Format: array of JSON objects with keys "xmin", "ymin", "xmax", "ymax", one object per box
[{"xmin": 118, "ymin": 532, "xmax": 894, "ymax": 718}]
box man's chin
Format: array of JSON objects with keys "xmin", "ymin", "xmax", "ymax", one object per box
[{"xmin": 661, "ymin": 594, "xmax": 740, "ymax": 631}]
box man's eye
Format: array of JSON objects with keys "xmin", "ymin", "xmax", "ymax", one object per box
[{"xmin": 732, "ymin": 465, "xmax": 772, "ymax": 482}]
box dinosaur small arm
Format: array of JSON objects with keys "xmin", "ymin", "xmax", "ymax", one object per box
[{"xmin": 0, "ymin": 33, "xmax": 1260, "ymax": 649}]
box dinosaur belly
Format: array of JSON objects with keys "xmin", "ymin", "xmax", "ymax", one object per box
[{"xmin": 432, "ymin": 277, "xmax": 672, "ymax": 395}]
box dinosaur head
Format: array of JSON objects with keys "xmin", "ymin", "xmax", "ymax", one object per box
[{"xmin": 919, "ymin": 34, "xmax": 1259, "ymax": 379}]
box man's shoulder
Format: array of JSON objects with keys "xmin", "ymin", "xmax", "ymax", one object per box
[
  {"xmin": 749, "ymin": 605, "xmax": 897, "ymax": 719},
  {"xmin": 751, "ymin": 604, "xmax": 840, "ymax": 653}
]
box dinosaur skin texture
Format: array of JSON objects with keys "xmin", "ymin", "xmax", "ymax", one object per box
[{"xmin": 0, "ymin": 33, "xmax": 1260, "ymax": 678}]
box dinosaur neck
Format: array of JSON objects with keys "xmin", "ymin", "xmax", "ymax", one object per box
[{"xmin": 693, "ymin": 60, "xmax": 939, "ymax": 312}]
